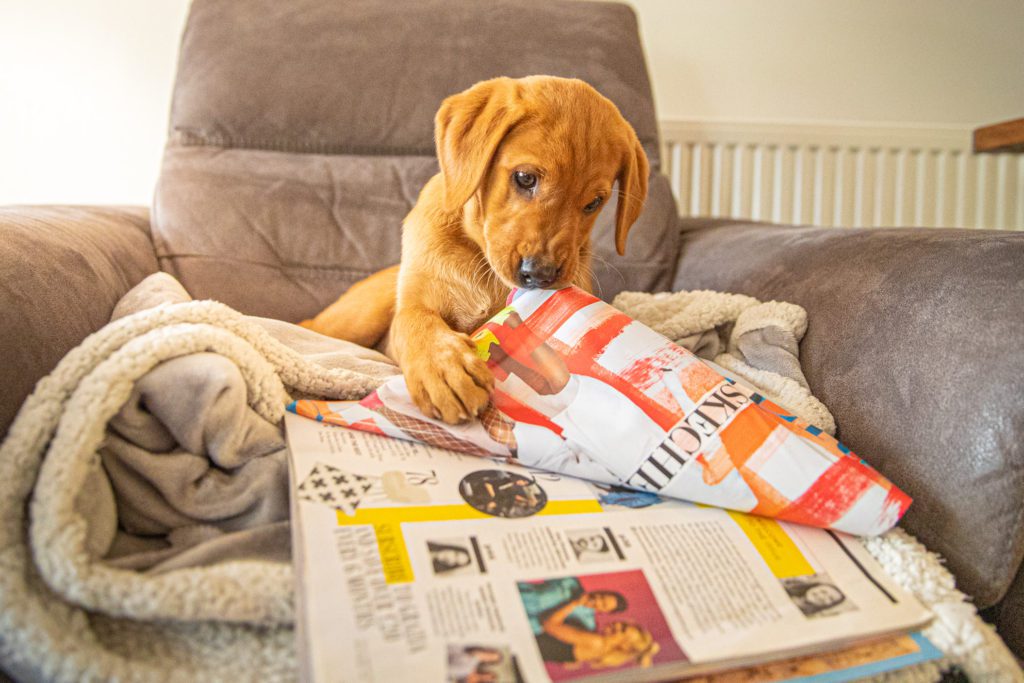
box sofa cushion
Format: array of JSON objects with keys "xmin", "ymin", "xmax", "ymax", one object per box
[
  {"xmin": 154, "ymin": 148, "xmax": 434, "ymax": 321},
  {"xmin": 673, "ymin": 220, "xmax": 1024, "ymax": 608},
  {"xmin": 170, "ymin": 0, "xmax": 659, "ymax": 165}
]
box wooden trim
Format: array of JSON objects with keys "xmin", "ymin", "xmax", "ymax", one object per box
[{"xmin": 973, "ymin": 118, "xmax": 1024, "ymax": 154}]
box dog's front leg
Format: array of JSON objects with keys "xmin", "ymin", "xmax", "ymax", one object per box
[{"xmin": 389, "ymin": 292, "xmax": 494, "ymax": 425}]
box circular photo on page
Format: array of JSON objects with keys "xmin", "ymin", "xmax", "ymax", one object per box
[{"xmin": 459, "ymin": 470, "xmax": 548, "ymax": 518}]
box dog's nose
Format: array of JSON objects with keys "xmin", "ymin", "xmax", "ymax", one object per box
[{"xmin": 517, "ymin": 257, "xmax": 560, "ymax": 289}]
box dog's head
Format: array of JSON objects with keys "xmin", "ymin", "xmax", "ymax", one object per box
[{"xmin": 435, "ymin": 76, "xmax": 649, "ymax": 290}]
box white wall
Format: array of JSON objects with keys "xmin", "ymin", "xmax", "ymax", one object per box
[
  {"xmin": 632, "ymin": 0, "xmax": 1024, "ymax": 126},
  {"xmin": 0, "ymin": 0, "xmax": 190, "ymax": 206},
  {"xmin": 0, "ymin": 0, "xmax": 1021, "ymax": 206}
]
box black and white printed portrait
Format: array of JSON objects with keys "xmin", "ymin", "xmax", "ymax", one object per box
[
  {"xmin": 566, "ymin": 529, "xmax": 620, "ymax": 563},
  {"xmin": 446, "ymin": 644, "xmax": 521, "ymax": 683},
  {"xmin": 780, "ymin": 573, "xmax": 857, "ymax": 619},
  {"xmin": 427, "ymin": 537, "xmax": 486, "ymax": 577}
]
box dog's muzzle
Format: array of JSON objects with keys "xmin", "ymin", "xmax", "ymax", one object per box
[{"xmin": 517, "ymin": 256, "xmax": 560, "ymax": 289}]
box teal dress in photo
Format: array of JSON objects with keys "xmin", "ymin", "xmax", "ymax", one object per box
[{"xmin": 518, "ymin": 577, "xmax": 597, "ymax": 635}]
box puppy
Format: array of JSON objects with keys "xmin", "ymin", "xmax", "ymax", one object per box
[{"xmin": 303, "ymin": 76, "xmax": 649, "ymax": 424}]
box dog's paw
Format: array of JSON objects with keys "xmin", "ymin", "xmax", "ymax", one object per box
[{"xmin": 403, "ymin": 331, "xmax": 494, "ymax": 424}]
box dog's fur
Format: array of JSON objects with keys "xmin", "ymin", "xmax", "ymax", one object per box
[{"xmin": 302, "ymin": 76, "xmax": 649, "ymax": 424}]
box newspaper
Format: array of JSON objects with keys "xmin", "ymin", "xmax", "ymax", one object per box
[
  {"xmin": 286, "ymin": 415, "xmax": 932, "ymax": 683},
  {"xmin": 292, "ymin": 286, "xmax": 911, "ymax": 537}
]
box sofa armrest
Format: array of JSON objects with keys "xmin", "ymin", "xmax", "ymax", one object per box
[
  {"xmin": 0, "ymin": 206, "xmax": 158, "ymax": 437},
  {"xmin": 673, "ymin": 219, "xmax": 1024, "ymax": 610}
]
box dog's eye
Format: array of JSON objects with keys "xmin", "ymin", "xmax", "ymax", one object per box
[
  {"xmin": 583, "ymin": 196, "xmax": 603, "ymax": 214},
  {"xmin": 513, "ymin": 171, "xmax": 537, "ymax": 191}
]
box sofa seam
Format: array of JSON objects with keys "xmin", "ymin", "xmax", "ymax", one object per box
[
  {"xmin": 168, "ymin": 129, "xmax": 661, "ymax": 161},
  {"xmin": 156, "ymin": 254, "xmax": 381, "ymax": 278},
  {"xmin": 171, "ymin": 130, "xmax": 439, "ymax": 158}
]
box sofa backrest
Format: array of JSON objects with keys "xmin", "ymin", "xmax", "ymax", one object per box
[{"xmin": 154, "ymin": 0, "xmax": 680, "ymax": 321}]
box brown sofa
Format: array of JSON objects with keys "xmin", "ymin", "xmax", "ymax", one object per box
[{"xmin": 1, "ymin": 0, "xmax": 1021, "ymax": 670}]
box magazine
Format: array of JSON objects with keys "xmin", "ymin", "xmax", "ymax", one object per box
[
  {"xmin": 291, "ymin": 286, "xmax": 910, "ymax": 537},
  {"xmin": 285, "ymin": 414, "xmax": 932, "ymax": 683}
]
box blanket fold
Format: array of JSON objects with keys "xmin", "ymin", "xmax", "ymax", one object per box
[
  {"xmin": 100, "ymin": 352, "xmax": 289, "ymax": 570},
  {"xmin": 0, "ymin": 272, "xmax": 1018, "ymax": 682}
]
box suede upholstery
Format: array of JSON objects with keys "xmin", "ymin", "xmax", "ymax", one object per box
[
  {"xmin": 154, "ymin": 0, "xmax": 678, "ymax": 321},
  {"xmin": 167, "ymin": 0, "xmax": 660, "ymax": 163},
  {"xmin": 0, "ymin": 206, "xmax": 158, "ymax": 436},
  {"xmin": 674, "ymin": 219, "xmax": 1024, "ymax": 610},
  {"xmin": 1, "ymin": 0, "xmax": 1022, "ymax": 663}
]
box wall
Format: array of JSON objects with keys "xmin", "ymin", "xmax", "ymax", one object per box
[
  {"xmin": 0, "ymin": 0, "xmax": 190, "ymax": 206},
  {"xmin": 632, "ymin": 0, "xmax": 1024, "ymax": 127},
  {"xmin": 0, "ymin": 0, "xmax": 1021, "ymax": 206}
]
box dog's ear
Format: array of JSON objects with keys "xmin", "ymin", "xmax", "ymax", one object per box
[
  {"xmin": 435, "ymin": 78, "xmax": 522, "ymax": 213},
  {"xmin": 614, "ymin": 133, "xmax": 650, "ymax": 256}
]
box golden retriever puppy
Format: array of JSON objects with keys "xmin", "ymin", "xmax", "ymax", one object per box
[{"xmin": 302, "ymin": 76, "xmax": 649, "ymax": 424}]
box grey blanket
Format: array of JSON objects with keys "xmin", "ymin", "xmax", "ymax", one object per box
[{"xmin": 97, "ymin": 274, "xmax": 398, "ymax": 572}]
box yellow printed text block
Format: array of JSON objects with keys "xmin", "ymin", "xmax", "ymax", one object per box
[
  {"xmin": 728, "ymin": 511, "xmax": 814, "ymax": 578},
  {"xmin": 373, "ymin": 522, "xmax": 414, "ymax": 584}
]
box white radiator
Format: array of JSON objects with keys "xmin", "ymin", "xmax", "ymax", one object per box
[{"xmin": 659, "ymin": 120, "xmax": 1024, "ymax": 230}]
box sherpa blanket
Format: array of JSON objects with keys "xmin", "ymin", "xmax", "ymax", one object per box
[{"xmin": 0, "ymin": 273, "xmax": 1019, "ymax": 682}]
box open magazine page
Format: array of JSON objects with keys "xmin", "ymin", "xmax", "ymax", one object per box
[
  {"xmin": 291, "ymin": 286, "xmax": 910, "ymax": 537},
  {"xmin": 285, "ymin": 415, "xmax": 930, "ymax": 683}
]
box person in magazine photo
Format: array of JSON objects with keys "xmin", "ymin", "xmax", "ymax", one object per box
[
  {"xmin": 446, "ymin": 644, "xmax": 521, "ymax": 683},
  {"xmin": 537, "ymin": 603, "xmax": 658, "ymax": 670},
  {"xmin": 568, "ymin": 532, "xmax": 613, "ymax": 562},
  {"xmin": 477, "ymin": 309, "xmax": 668, "ymax": 481},
  {"xmin": 781, "ymin": 574, "xmax": 857, "ymax": 619},
  {"xmin": 565, "ymin": 529, "xmax": 625, "ymax": 563},
  {"xmin": 516, "ymin": 570, "xmax": 687, "ymax": 681},
  {"xmin": 427, "ymin": 540, "xmax": 476, "ymax": 576},
  {"xmin": 518, "ymin": 577, "xmax": 628, "ymax": 635}
]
